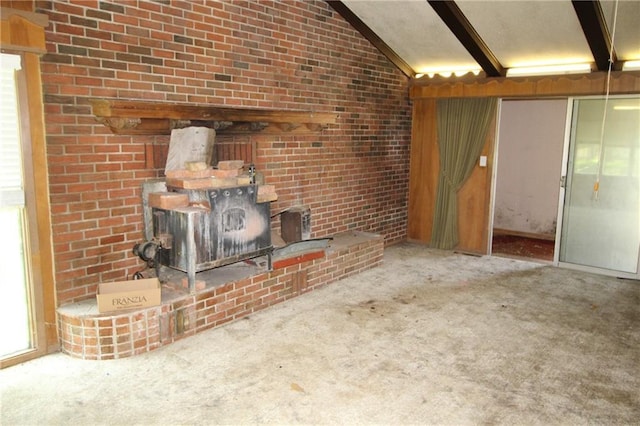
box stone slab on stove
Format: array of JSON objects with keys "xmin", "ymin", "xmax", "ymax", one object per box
[{"xmin": 165, "ymin": 126, "xmax": 216, "ymax": 173}]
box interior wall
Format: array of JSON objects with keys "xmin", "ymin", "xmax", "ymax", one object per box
[
  {"xmin": 494, "ymin": 99, "xmax": 567, "ymax": 237},
  {"xmin": 457, "ymin": 112, "xmax": 496, "ymax": 254},
  {"xmin": 407, "ymin": 98, "xmax": 496, "ymax": 254},
  {"xmin": 407, "ymin": 99, "xmax": 438, "ymax": 241},
  {"xmin": 38, "ymin": 1, "xmax": 412, "ymax": 306}
]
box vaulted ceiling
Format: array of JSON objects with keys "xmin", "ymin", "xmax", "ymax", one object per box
[{"xmin": 327, "ymin": 0, "xmax": 640, "ymax": 79}]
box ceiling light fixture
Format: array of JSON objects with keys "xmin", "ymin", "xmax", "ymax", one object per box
[
  {"xmin": 419, "ymin": 69, "xmax": 481, "ymax": 79},
  {"xmin": 506, "ymin": 63, "xmax": 592, "ymax": 77},
  {"xmin": 622, "ymin": 60, "xmax": 640, "ymax": 71}
]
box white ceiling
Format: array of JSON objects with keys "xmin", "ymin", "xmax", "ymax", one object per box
[
  {"xmin": 600, "ymin": 0, "xmax": 640, "ymax": 59},
  {"xmin": 335, "ymin": 0, "xmax": 640, "ymax": 78}
]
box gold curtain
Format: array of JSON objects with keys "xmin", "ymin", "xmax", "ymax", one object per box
[{"xmin": 430, "ymin": 97, "xmax": 497, "ymax": 249}]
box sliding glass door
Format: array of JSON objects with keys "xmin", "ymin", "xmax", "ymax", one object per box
[{"xmin": 558, "ymin": 96, "xmax": 640, "ymax": 278}]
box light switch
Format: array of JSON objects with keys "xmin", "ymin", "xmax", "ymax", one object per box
[{"xmin": 479, "ymin": 156, "xmax": 487, "ymax": 167}]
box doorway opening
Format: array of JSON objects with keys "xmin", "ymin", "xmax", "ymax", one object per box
[
  {"xmin": 491, "ymin": 96, "xmax": 640, "ymax": 278},
  {"xmin": 491, "ymin": 99, "xmax": 567, "ymax": 262}
]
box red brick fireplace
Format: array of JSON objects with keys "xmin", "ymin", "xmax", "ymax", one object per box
[
  {"xmin": 33, "ymin": 0, "xmax": 411, "ymax": 363},
  {"xmin": 58, "ymin": 231, "xmax": 383, "ymax": 360}
]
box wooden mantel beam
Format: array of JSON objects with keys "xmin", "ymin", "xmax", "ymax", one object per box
[{"xmin": 89, "ymin": 99, "xmax": 338, "ymax": 135}]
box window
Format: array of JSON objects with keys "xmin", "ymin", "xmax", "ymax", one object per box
[
  {"xmin": 572, "ymin": 98, "xmax": 640, "ymax": 178},
  {"xmin": 0, "ymin": 53, "xmax": 32, "ymax": 359}
]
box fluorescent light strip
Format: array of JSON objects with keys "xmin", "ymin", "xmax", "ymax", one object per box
[
  {"xmin": 622, "ymin": 60, "xmax": 640, "ymax": 71},
  {"xmin": 506, "ymin": 63, "xmax": 592, "ymax": 77},
  {"xmin": 414, "ymin": 69, "xmax": 481, "ymax": 79}
]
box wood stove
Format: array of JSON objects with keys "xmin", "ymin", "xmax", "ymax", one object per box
[{"xmin": 149, "ymin": 184, "xmax": 272, "ymax": 291}]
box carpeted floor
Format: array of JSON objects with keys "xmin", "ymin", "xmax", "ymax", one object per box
[{"xmin": 1, "ymin": 242, "xmax": 638, "ymax": 425}]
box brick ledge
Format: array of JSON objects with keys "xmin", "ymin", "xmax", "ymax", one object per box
[{"xmin": 57, "ymin": 231, "xmax": 384, "ymax": 360}]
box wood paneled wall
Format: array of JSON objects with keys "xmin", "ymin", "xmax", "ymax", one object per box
[
  {"xmin": 455, "ymin": 114, "xmax": 495, "ymax": 254},
  {"xmin": 407, "ymin": 99, "xmax": 496, "ymax": 254},
  {"xmin": 407, "ymin": 99, "xmax": 438, "ymax": 242}
]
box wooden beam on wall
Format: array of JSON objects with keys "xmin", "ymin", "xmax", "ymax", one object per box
[
  {"xmin": 90, "ymin": 99, "xmax": 338, "ymax": 135},
  {"xmin": 0, "ymin": 8, "xmax": 48, "ymax": 53},
  {"xmin": 410, "ymin": 71, "xmax": 640, "ymax": 99}
]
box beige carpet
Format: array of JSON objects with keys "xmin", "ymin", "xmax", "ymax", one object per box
[{"xmin": 1, "ymin": 243, "xmax": 639, "ymax": 425}]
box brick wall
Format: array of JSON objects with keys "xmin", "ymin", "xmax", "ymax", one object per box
[{"xmin": 38, "ymin": 0, "xmax": 412, "ymax": 306}]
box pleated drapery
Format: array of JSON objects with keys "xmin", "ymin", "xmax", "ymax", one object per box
[{"xmin": 430, "ymin": 98, "xmax": 497, "ymax": 249}]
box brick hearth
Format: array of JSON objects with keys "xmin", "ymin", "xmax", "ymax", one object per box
[{"xmin": 57, "ymin": 231, "xmax": 383, "ymax": 360}]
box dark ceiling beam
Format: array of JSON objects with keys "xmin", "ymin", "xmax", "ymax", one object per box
[
  {"xmin": 427, "ymin": 0, "xmax": 504, "ymax": 77},
  {"xmin": 325, "ymin": 0, "xmax": 415, "ymax": 78},
  {"xmin": 571, "ymin": 0, "xmax": 620, "ymax": 71}
]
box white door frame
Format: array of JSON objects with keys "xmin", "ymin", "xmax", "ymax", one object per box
[{"xmin": 486, "ymin": 98, "xmax": 503, "ymax": 255}]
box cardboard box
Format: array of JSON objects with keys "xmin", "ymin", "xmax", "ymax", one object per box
[{"xmin": 96, "ymin": 278, "xmax": 161, "ymax": 313}]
